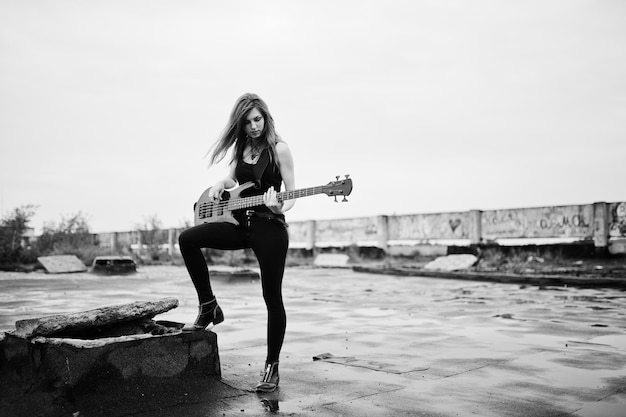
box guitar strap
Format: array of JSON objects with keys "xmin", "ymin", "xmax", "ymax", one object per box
[
  {"xmin": 252, "ymin": 148, "xmax": 270, "ymax": 189},
  {"xmin": 249, "ymin": 148, "xmax": 287, "ymax": 227}
]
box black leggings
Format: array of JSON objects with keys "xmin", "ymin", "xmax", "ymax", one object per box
[{"xmin": 178, "ymin": 216, "xmax": 289, "ymax": 363}]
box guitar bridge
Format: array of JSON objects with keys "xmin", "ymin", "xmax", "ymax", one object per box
[{"xmin": 245, "ymin": 210, "xmax": 255, "ymax": 227}]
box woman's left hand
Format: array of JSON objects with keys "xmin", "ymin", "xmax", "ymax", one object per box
[{"xmin": 263, "ymin": 187, "xmax": 283, "ymax": 214}]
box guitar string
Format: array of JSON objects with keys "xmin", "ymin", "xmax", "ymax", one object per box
[
  {"xmin": 197, "ymin": 186, "xmax": 330, "ymax": 214},
  {"xmin": 199, "ymin": 187, "xmax": 324, "ymax": 210}
]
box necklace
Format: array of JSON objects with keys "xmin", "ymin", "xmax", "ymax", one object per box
[{"xmin": 248, "ymin": 141, "xmax": 263, "ymax": 160}]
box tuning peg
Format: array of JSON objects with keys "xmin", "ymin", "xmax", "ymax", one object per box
[
  {"xmin": 345, "ymin": 174, "xmax": 350, "ymax": 179},
  {"xmin": 342, "ymin": 196, "xmax": 348, "ymax": 202},
  {"xmin": 334, "ymin": 196, "xmax": 338, "ymax": 203},
  {"xmin": 336, "ymin": 176, "xmax": 340, "ymax": 181}
]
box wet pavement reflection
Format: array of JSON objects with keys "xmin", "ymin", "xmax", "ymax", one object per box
[
  {"xmin": 260, "ymin": 397, "xmax": 279, "ymax": 412},
  {"xmin": 1, "ymin": 266, "xmax": 626, "ymax": 416}
]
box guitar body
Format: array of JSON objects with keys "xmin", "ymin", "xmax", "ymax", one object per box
[
  {"xmin": 193, "ymin": 176, "xmax": 353, "ymax": 226},
  {"xmin": 194, "ymin": 182, "xmax": 257, "ymax": 226}
]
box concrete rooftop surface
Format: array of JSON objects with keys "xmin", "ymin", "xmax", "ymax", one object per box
[{"xmin": 1, "ymin": 265, "xmax": 625, "ymax": 416}]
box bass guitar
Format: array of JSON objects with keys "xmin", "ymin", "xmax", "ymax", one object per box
[{"xmin": 194, "ymin": 175, "xmax": 353, "ymax": 225}]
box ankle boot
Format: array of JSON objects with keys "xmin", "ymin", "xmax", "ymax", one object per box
[
  {"xmin": 182, "ymin": 298, "xmax": 224, "ymax": 331},
  {"xmin": 255, "ymin": 361, "xmax": 279, "ymax": 392}
]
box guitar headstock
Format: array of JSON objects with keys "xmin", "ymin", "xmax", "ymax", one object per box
[{"xmin": 322, "ymin": 175, "xmax": 353, "ymax": 202}]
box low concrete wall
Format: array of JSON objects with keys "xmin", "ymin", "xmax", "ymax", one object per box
[
  {"xmin": 93, "ymin": 201, "xmax": 626, "ymax": 254},
  {"xmin": 1, "ymin": 331, "xmax": 221, "ymax": 416},
  {"xmin": 287, "ymin": 201, "xmax": 625, "ymax": 252}
]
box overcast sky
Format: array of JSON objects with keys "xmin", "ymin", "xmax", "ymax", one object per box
[{"xmin": 1, "ymin": 0, "xmax": 625, "ymax": 233}]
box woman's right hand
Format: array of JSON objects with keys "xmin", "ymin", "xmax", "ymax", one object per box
[
  {"xmin": 209, "ymin": 182, "xmax": 225, "ymax": 201},
  {"xmin": 210, "ymin": 168, "xmax": 236, "ymax": 202}
]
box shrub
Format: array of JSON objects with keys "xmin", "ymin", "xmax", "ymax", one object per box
[
  {"xmin": 0, "ymin": 205, "xmax": 38, "ymax": 266},
  {"xmin": 36, "ymin": 212, "xmax": 103, "ymax": 265},
  {"xmin": 135, "ymin": 214, "xmax": 164, "ymax": 261}
]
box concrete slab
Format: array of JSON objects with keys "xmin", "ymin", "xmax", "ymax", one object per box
[
  {"xmin": 424, "ymin": 253, "xmax": 478, "ymax": 271},
  {"xmin": 37, "ymin": 254, "xmax": 87, "ymax": 273},
  {"xmin": 209, "ymin": 266, "xmax": 260, "ymax": 281},
  {"xmin": 14, "ymin": 297, "xmax": 179, "ymax": 337}
]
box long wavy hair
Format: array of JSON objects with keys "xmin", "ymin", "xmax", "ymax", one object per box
[{"xmin": 208, "ymin": 93, "xmax": 282, "ymax": 167}]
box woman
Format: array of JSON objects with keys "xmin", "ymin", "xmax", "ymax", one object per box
[{"xmin": 178, "ymin": 93, "xmax": 295, "ymax": 393}]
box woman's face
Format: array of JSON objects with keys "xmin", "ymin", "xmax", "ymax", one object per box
[{"xmin": 244, "ymin": 107, "xmax": 265, "ymax": 140}]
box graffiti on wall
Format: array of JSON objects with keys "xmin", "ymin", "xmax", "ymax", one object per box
[
  {"xmin": 284, "ymin": 201, "xmax": 624, "ymax": 246},
  {"xmin": 482, "ymin": 205, "xmax": 593, "ymax": 239},
  {"xmin": 314, "ymin": 217, "xmax": 378, "ymax": 244},
  {"xmin": 387, "ymin": 212, "xmax": 470, "ymax": 240},
  {"xmin": 609, "ymin": 202, "xmax": 626, "ymax": 238}
]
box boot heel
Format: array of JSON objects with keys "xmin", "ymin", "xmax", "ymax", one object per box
[
  {"xmin": 182, "ymin": 298, "xmax": 224, "ymax": 332},
  {"xmin": 255, "ymin": 361, "xmax": 279, "ymax": 392}
]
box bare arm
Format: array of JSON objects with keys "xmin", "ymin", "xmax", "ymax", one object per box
[
  {"xmin": 209, "ymin": 162, "xmax": 237, "ymax": 201},
  {"xmin": 264, "ymin": 142, "xmax": 296, "ymax": 214}
]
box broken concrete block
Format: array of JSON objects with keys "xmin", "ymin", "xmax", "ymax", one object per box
[
  {"xmin": 209, "ymin": 266, "xmax": 260, "ymax": 281},
  {"xmin": 1, "ymin": 298, "xmax": 226, "ymax": 416},
  {"xmin": 313, "ymin": 253, "xmax": 350, "ymax": 267},
  {"xmin": 37, "ymin": 255, "xmax": 87, "ymax": 273},
  {"xmin": 91, "ymin": 256, "xmax": 137, "ymax": 274},
  {"xmin": 15, "ymin": 298, "xmax": 179, "ymax": 337},
  {"xmin": 0, "ymin": 328, "xmax": 221, "ymax": 416},
  {"xmin": 424, "ymin": 254, "xmax": 478, "ymax": 271}
]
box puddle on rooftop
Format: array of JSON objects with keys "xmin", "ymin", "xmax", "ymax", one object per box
[
  {"xmin": 573, "ymin": 397, "xmax": 626, "ymax": 417},
  {"xmin": 511, "ymin": 298, "xmax": 538, "ymax": 304},
  {"xmin": 554, "ymin": 295, "xmax": 604, "ymax": 302},
  {"xmin": 588, "ymin": 334, "xmax": 626, "ymax": 350},
  {"xmin": 512, "ymin": 351, "xmax": 626, "ymax": 389}
]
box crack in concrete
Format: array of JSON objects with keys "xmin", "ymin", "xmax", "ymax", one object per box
[
  {"xmin": 319, "ymin": 385, "xmax": 406, "ymax": 408},
  {"xmin": 437, "ymin": 360, "xmax": 507, "ymax": 379}
]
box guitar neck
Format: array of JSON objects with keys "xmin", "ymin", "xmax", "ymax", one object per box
[{"xmin": 230, "ymin": 186, "xmax": 325, "ymax": 211}]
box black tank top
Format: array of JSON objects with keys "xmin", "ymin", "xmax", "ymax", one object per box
[{"xmin": 234, "ymin": 149, "xmax": 282, "ymax": 213}]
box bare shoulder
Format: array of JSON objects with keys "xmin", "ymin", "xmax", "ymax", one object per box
[
  {"xmin": 275, "ymin": 141, "xmax": 293, "ymax": 161},
  {"xmin": 275, "ymin": 141, "xmax": 291, "ymax": 155},
  {"xmin": 275, "ymin": 141, "xmax": 294, "ymax": 173}
]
